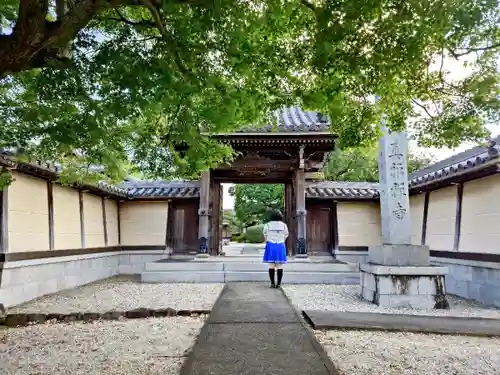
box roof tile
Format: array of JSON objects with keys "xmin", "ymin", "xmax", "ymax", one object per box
[{"xmin": 236, "ymin": 106, "xmax": 330, "ymax": 133}]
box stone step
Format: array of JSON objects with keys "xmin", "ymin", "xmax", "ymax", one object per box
[
  {"xmin": 225, "ymin": 271, "xmax": 359, "ymax": 284},
  {"xmin": 141, "ymin": 271, "xmax": 225, "ymax": 283},
  {"xmin": 223, "ymin": 262, "xmax": 357, "ymax": 272},
  {"xmin": 145, "ymin": 261, "xmax": 356, "ymax": 273},
  {"xmin": 145, "ymin": 262, "xmax": 224, "ymax": 272},
  {"xmin": 141, "ymin": 270, "xmax": 360, "ymax": 284}
]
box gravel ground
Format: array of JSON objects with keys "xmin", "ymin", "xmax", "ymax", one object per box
[
  {"xmin": 316, "ymin": 329, "xmax": 500, "ymax": 375},
  {"xmin": 283, "ymin": 285, "xmax": 500, "ymax": 318},
  {"xmin": 0, "ymin": 316, "xmax": 204, "ymax": 375},
  {"xmin": 9, "ymin": 278, "xmax": 224, "ymax": 314}
]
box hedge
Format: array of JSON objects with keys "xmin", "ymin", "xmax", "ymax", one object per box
[{"xmin": 235, "ymin": 224, "xmax": 266, "ymax": 243}]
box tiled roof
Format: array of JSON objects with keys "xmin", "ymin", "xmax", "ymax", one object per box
[
  {"xmin": 236, "ymin": 106, "xmax": 330, "ymax": 133},
  {"xmin": 0, "ymin": 151, "xmax": 129, "ymax": 198},
  {"xmin": 305, "ymin": 181, "xmax": 379, "ymax": 200},
  {"xmin": 121, "ymin": 180, "xmax": 200, "ymax": 198},
  {"xmin": 5, "ymin": 135, "xmax": 499, "ymax": 200},
  {"xmin": 409, "ymin": 136, "xmax": 500, "ymax": 188},
  {"xmin": 123, "ymin": 180, "xmax": 380, "ymax": 200}
]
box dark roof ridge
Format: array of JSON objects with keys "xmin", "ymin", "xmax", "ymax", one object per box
[{"xmin": 410, "ymin": 135, "xmax": 500, "ymax": 179}]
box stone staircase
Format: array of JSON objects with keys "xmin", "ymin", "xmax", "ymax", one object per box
[{"xmin": 141, "ymin": 259, "xmax": 360, "ymax": 284}]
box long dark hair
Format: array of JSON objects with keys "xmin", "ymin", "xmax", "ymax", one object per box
[{"xmin": 267, "ymin": 209, "xmax": 284, "ymax": 222}]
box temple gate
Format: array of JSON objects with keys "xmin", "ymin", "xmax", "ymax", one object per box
[{"xmin": 194, "ymin": 107, "xmax": 336, "ymax": 258}]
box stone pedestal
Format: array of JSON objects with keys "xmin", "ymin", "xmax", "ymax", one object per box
[
  {"xmin": 360, "ymin": 263, "xmax": 449, "ymax": 309},
  {"xmin": 368, "ymin": 244, "xmax": 430, "ymax": 266}
]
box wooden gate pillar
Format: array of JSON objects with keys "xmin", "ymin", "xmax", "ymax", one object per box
[
  {"xmin": 210, "ymin": 180, "xmax": 221, "ymax": 256},
  {"xmin": 197, "ymin": 170, "xmax": 211, "ymax": 256},
  {"xmin": 0, "ymin": 186, "xmax": 9, "ymax": 255},
  {"xmin": 285, "ymin": 182, "xmax": 295, "ymax": 255},
  {"xmin": 294, "ymin": 149, "xmax": 308, "ymax": 257}
]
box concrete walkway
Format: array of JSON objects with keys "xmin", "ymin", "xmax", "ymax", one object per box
[
  {"xmin": 180, "ymin": 283, "xmax": 338, "ymax": 375},
  {"xmin": 303, "ymin": 310, "xmax": 500, "ymax": 336}
]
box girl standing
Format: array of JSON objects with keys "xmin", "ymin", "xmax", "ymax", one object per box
[{"xmin": 262, "ymin": 210, "xmax": 289, "ymax": 288}]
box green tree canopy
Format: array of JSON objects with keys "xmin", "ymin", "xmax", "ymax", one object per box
[
  {"xmin": 229, "ymin": 184, "xmax": 284, "ymax": 228},
  {"xmin": 1, "ymin": 0, "xmax": 499, "ymax": 186},
  {"xmin": 323, "ymin": 146, "xmax": 433, "ymax": 182},
  {"xmin": 222, "ymin": 209, "xmax": 243, "ymax": 233}
]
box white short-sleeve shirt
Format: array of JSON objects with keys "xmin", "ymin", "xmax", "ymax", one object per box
[{"xmin": 263, "ymin": 221, "xmax": 289, "ymax": 243}]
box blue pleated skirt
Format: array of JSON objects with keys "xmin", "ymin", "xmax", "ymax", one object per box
[{"xmin": 263, "ymin": 241, "xmax": 287, "ymax": 264}]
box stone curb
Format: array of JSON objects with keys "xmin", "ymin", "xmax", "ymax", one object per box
[
  {"xmin": 302, "ymin": 310, "xmax": 500, "ymax": 337},
  {"xmin": 0, "ymin": 308, "xmax": 211, "ymax": 327},
  {"xmin": 278, "ymin": 289, "xmax": 341, "ymax": 375}
]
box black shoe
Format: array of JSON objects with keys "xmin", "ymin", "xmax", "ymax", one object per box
[
  {"xmin": 268, "ymin": 268, "xmax": 275, "ymax": 288},
  {"xmin": 277, "ymin": 269, "xmax": 283, "ymax": 287}
]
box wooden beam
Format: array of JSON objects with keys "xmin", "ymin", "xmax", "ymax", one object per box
[
  {"xmin": 47, "ymin": 181, "xmax": 54, "ymax": 250},
  {"xmin": 117, "ymin": 201, "xmax": 122, "ymax": 245},
  {"xmin": 285, "ymin": 183, "xmax": 293, "ymax": 255},
  {"xmin": 78, "ymin": 190, "xmax": 85, "ymax": 248},
  {"xmin": 421, "ymin": 192, "xmax": 430, "ymax": 245},
  {"xmin": 332, "ymin": 201, "xmax": 339, "ymax": 253},
  {"xmin": 454, "ymin": 183, "xmax": 464, "ymax": 251},
  {"xmin": 0, "ymin": 186, "xmax": 8, "ymax": 254},
  {"xmin": 101, "ymin": 197, "xmax": 108, "ymax": 246},
  {"xmin": 210, "ymin": 181, "xmax": 221, "ymax": 256},
  {"xmin": 165, "ymin": 201, "xmax": 172, "ymax": 250},
  {"xmin": 198, "ymin": 170, "xmax": 211, "ymax": 255}
]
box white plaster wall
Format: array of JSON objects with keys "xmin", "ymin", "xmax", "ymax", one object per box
[
  {"xmin": 410, "ymin": 193, "xmax": 425, "ymax": 245},
  {"xmin": 460, "ymin": 174, "xmax": 500, "ymax": 253},
  {"xmin": 7, "ymin": 172, "xmax": 50, "ymax": 252},
  {"xmin": 426, "ymin": 186, "xmax": 457, "ymax": 250},
  {"xmin": 105, "ymin": 199, "xmax": 119, "ymax": 246},
  {"xmin": 120, "ymin": 201, "xmax": 168, "ymax": 246},
  {"xmin": 53, "ymin": 184, "xmax": 81, "ymax": 249},
  {"xmin": 83, "ymin": 193, "xmax": 105, "ymax": 248},
  {"xmin": 337, "ymin": 202, "xmax": 381, "ymax": 246}
]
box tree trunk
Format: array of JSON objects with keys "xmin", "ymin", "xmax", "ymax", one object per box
[{"xmin": 0, "ymin": 0, "xmax": 108, "ymax": 75}]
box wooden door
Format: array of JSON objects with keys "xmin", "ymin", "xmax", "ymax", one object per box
[
  {"xmin": 168, "ymin": 200, "xmax": 199, "ymax": 254},
  {"xmin": 307, "ymin": 203, "xmax": 332, "ymax": 254}
]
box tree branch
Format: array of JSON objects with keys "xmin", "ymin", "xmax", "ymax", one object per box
[
  {"xmin": 412, "ymin": 99, "xmax": 436, "ymax": 119},
  {"xmin": 139, "ymin": 0, "xmax": 169, "ymax": 36},
  {"xmin": 0, "ymin": 0, "xmax": 213, "ymax": 75},
  {"xmin": 0, "ymin": 0, "xmax": 141, "ymax": 75},
  {"xmin": 300, "ymin": 0, "xmax": 317, "ymax": 13},
  {"xmin": 138, "ymin": 0, "xmax": 194, "ymax": 77},
  {"xmin": 450, "ymin": 42, "xmax": 500, "ymax": 58},
  {"xmin": 108, "ymin": 9, "xmax": 156, "ymax": 27}
]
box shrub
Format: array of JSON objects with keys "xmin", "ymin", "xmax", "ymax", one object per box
[{"xmin": 244, "ymin": 224, "xmax": 265, "ymax": 243}]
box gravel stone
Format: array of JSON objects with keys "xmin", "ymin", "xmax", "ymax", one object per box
[
  {"xmin": 316, "ymin": 329, "xmax": 500, "ymax": 375},
  {"xmin": 8, "ymin": 279, "xmax": 224, "ymax": 314},
  {"xmin": 282, "ymin": 285, "xmax": 500, "ymax": 318},
  {"xmin": 0, "ymin": 316, "xmax": 205, "ymax": 375}
]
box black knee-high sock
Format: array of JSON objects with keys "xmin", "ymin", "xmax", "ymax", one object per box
[
  {"xmin": 277, "ymin": 269, "xmax": 283, "ymax": 286},
  {"xmin": 268, "ymin": 268, "xmax": 275, "ymax": 285}
]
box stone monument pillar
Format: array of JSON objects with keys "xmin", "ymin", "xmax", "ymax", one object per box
[
  {"xmin": 360, "ymin": 128, "xmax": 449, "ymax": 309},
  {"xmin": 197, "ymin": 170, "xmax": 211, "ymax": 258}
]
